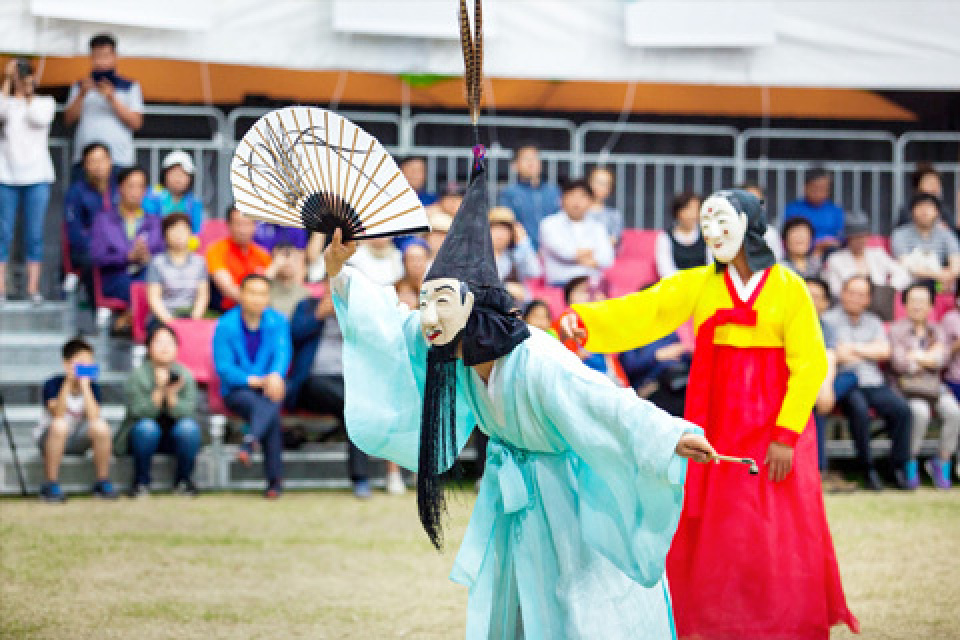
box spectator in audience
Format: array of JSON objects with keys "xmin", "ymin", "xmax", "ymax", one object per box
[
  {"xmin": 489, "ymin": 205, "xmax": 541, "ymax": 302},
  {"xmin": 0, "ymin": 58, "xmax": 55, "ymax": 303},
  {"xmin": 785, "ymin": 167, "xmax": 845, "ymax": 254},
  {"xmin": 739, "ymin": 182, "xmax": 784, "ymax": 260},
  {"xmin": 253, "ymin": 221, "xmax": 310, "ymax": 253},
  {"xmin": 558, "ymin": 276, "xmax": 626, "ymax": 385},
  {"xmin": 897, "ymin": 162, "xmax": 955, "ymax": 229},
  {"xmin": 267, "ymin": 242, "xmax": 309, "ymax": 319},
  {"xmin": 63, "ymin": 33, "xmax": 143, "ymax": 174},
  {"xmin": 822, "ymin": 211, "xmax": 910, "ymax": 298},
  {"xmin": 286, "ymin": 289, "xmax": 375, "ymax": 498},
  {"xmin": 35, "ymin": 337, "xmax": 117, "ymax": 502},
  {"xmin": 540, "ymin": 179, "xmax": 614, "ymax": 287},
  {"xmin": 396, "ymin": 239, "xmax": 430, "ymax": 293},
  {"xmin": 206, "ymin": 204, "xmax": 272, "ymax": 311},
  {"xmin": 781, "ymin": 217, "xmax": 822, "ymax": 279},
  {"xmin": 117, "ymin": 324, "xmax": 201, "ymax": 497},
  {"xmin": 142, "ymin": 150, "xmax": 205, "ymax": 233},
  {"xmin": 146, "ymin": 212, "xmax": 208, "ymax": 326},
  {"xmin": 91, "ymin": 166, "xmax": 164, "ymax": 318},
  {"xmin": 619, "ymin": 328, "xmax": 691, "ymax": 418},
  {"xmin": 348, "ymin": 236, "xmax": 403, "ymax": 286},
  {"xmin": 655, "ymin": 192, "xmax": 707, "ymax": 278},
  {"xmin": 889, "ymin": 282, "xmax": 959, "ymax": 490},
  {"xmin": 427, "ymin": 182, "xmax": 464, "ymax": 219},
  {"xmin": 522, "ymin": 299, "xmax": 553, "ymax": 334},
  {"xmin": 213, "ymin": 274, "xmax": 292, "ymax": 499},
  {"xmin": 587, "ymin": 166, "xmax": 624, "ymax": 247},
  {"xmin": 425, "ymin": 211, "xmax": 452, "ymax": 259},
  {"xmin": 498, "ymin": 142, "xmax": 562, "ymax": 248},
  {"xmin": 805, "ymin": 276, "xmax": 858, "ymax": 493},
  {"xmin": 942, "ymin": 289, "xmax": 960, "ymax": 401},
  {"xmin": 892, "ymin": 193, "xmax": 960, "ymax": 289},
  {"xmin": 395, "ymin": 280, "xmax": 418, "ymax": 310},
  {"xmin": 400, "ymin": 155, "xmax": 436, "ymax": 207},
  {"xmin": 823, "ymin": 275, "xmax": 912, "ymax": 490},
  {"xmin": 64, "ymin": 142, "xmax": 117, "ymax": 288}
]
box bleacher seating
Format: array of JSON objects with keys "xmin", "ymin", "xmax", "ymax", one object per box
[
  {"xmin": 92, "ymin": 266, "xmax": 128, "ymax": 314},
  {"xmin": 196, "ymin": 219, "xmax": 229, "ymax": 254},
  {"xmin": 131, "ymin": 282, "xmax": 150, "ymax": 343}
]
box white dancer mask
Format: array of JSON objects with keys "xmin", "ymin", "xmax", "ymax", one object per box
[
  {"xmin": 700, "ymin": 195, "xmax": 748, "ymax": 264},
  {"xmin": 419, "ymin": 277, "xmax": 475, "ymax": 347}
]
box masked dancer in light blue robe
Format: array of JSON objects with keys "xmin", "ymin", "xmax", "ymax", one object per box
[{"xmin": 322, "ymin": 140, "xmax": 717, "ymax": 637}]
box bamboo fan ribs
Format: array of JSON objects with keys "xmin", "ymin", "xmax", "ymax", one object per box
[{"xmin": 231, "ymin": 107, "xmax": 430, "ymax": 242}]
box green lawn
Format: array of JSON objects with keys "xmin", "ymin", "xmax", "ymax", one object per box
[{"xmin": 1, "ymin": 489, "xmax": 957, "ymax": 639}]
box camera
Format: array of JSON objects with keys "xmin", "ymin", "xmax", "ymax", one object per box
[{"xmin": 15, "ymin": 59, "xmax": 33, "ymax": 79}]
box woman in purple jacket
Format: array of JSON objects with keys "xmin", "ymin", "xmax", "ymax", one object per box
[{"xmin": 91, "ymin": 166, "xmax": 164, "ymax": 306}]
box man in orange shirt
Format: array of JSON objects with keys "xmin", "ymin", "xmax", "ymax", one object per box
[{"xmin": 205, "ymin": 204, "xmax": 271, "ymax": 311}]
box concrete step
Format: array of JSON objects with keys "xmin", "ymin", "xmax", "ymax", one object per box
[
  {"xmin": 0, "ymin": 404, "xmax": 126, "ymax": 449},
  {"xmin": 0, "ymin": 300, "xmax": 76, "ymax": 333}
]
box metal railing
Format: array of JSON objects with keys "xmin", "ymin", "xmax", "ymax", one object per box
[
  {"xmin": 736, "ymin": 129, "xmax": 900, "ymax": 232},
  {"xmin": 43, "ymin": 103, "xmax": 957, "ymax": 235}
]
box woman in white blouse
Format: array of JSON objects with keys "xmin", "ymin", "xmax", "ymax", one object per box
[
  {"xmin": 822, "ymin": 211, "xmax": 910, "ymax": 298},
  {"xmin": 490, "ymin": 205, "xmax": 542, "ymax": 302},
  {"xmin": 0, "ymin": 58, "xmax": 56, "ymax": 303},
  {"xmin": 654, "ymin": 192, "xmax": 708, "ymax": 278}
]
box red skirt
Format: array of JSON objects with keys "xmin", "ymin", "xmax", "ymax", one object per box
[{"xmin": 668, "ymin": 345, "xmax": 860, "ymax": 639}]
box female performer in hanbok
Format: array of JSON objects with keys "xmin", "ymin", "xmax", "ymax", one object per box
[
  {"xmin": 324, "ymin": 150, "xmax": 717, "ymax": 638},
  {"xmin": 560, "ymin": 189, "xmax": 860, "ymax": 639}
]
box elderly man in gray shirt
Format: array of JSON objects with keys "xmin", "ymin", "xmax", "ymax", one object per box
[
  {"xmin": 823, "ymin": 274, "xmax": 913, "ymax": 490},
  {"xmin": 891, "ymin": 193, "xmax": 960, "ymax": 290}
]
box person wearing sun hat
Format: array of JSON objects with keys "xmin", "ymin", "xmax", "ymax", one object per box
[
  {"xmin": 489, "ymin": 205, "xmax": 541, "ymax": 303},
  {"xmin": 143, "ymin": 149, "xmax": 205, "ymax": 233}
]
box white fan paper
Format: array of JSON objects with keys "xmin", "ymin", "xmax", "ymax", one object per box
[{"xmin": 231, "ymin": 106, "xmax": 430, "ymax": 241}]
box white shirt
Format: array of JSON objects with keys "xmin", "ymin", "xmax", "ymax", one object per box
[
  {"xmin": 822, "ymin": 247, "xmax": 911, "ymax": 298},
  {"xmin": 0, "ymin": 93, "xmax": 55, "ymax": 185},
  {"xmin": 347, "ymin": 244, "xmax": 404, "ymax": 286},
  {"xmin": 539, "ymin": 211, "xmax": 615, "ymax": 286}
]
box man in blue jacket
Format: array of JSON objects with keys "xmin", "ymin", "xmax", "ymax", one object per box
[
  {"xmin": 286, "ymin": 292, "xmax": 371, "ymax": 498},
  {"xmin": 497, "ymin": 142, "xmax": 561, "ymax": 249},
  {"xmin": 213, "ymin": 273, "xmax": 292, "ymax": 498}
]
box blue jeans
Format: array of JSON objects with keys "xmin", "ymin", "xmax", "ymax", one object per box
[
  {"xmin": 129, "ymin": 418, "xmax": 202, "ymax": 486},
  {"xmin": 224, "ymin": 388, "xmax": 284, "ymax": 487},
  {"xmin": 0, "ymin": 182, "xmax": 51, "ymax": 263}
]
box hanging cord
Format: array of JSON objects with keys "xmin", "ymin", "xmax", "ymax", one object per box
[{"xmin": 597, "ymin": 79, "xmax": 637, "ymax": 166}]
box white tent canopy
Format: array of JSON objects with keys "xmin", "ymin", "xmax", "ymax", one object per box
[{"xmin": 7, "ymin": 0, "xmax": 960, "ymax": 89}]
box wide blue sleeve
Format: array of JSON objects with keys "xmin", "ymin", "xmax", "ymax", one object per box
[
  {"xmin": 333, "ymin": 268, "xmax": 475, "ymax": 472},
  {"xmin": 523, "ymin": 335, "xmax": 699, "ymax": 587},
  {"xmin": 212, "ymin": 320, "xmax": 250, "ymax": 390}
]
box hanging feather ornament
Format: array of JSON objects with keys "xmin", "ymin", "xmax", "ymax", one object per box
[
  {"xmin": 460, "ymin": 0, "xmax": 483, "ymax": 128},
  {"xmin": 231, "ymin": 107, "xmax": 430, "ymax": 242}
]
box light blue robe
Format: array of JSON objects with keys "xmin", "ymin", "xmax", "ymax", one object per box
[{"xmin": 332, "ymin": 268, "xmax": 699, "ymax": 639}]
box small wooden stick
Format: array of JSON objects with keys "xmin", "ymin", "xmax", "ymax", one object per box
[{"xmin": 712, "ymin": 454, "xmax": 759, "ymax": 475}]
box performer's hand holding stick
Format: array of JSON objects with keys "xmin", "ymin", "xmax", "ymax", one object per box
[{"xmin": 675, "ymin": 433, "xmax": 717, "ymax": 464}]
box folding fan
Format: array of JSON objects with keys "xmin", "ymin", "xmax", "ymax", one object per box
[{"xmin": 231, "ymin": 107, "xmax": 430, "ymax": 241}]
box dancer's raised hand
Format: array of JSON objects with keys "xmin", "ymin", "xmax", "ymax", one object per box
[{"xmin": 323, "ymin": 228, "xmax": 358, "ymax": 277}]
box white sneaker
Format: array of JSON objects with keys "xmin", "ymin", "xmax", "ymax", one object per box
[{"xmin": 385, "ymin": 470, "xmax": 406, "ymax": 495}]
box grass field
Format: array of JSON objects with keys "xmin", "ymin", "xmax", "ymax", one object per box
[{"xmin": 1, "ymin": 489, "xmax": 958, "ymax": 639}]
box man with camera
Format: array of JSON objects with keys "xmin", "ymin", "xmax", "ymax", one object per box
[
  {"xmin": 64, "ymin": 33, "xmax": 144, "ymax": 175},
  {"xmin": 36, "ymin": 337, "xmax": 117, "ymax": 502}
]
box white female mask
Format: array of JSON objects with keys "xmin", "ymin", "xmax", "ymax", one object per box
[
  {"xmin": 700, "ymin": 194, "xmax": 748, "ymax": 264},
  {"xmin": 419, "ymin": 277, "xmax": 475, "ymax": 347}
]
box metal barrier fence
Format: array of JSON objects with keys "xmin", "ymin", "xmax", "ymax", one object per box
[
  {"xmin": 45, "ymin": 105, "xmax": 958, "ymax": 236},
  {"xmin": 576, "ymin": 122, "xmax": 740, "ymax": 230}
]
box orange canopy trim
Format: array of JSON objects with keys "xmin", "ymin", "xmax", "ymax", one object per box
[{"xmin": 34, "ymin": 56, "xmax": 914, "ymax": 121}]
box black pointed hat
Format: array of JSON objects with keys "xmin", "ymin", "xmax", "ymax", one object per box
[{"xmin": 424, "ymin": 160, "xmax": 501, "ymax": 292}]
